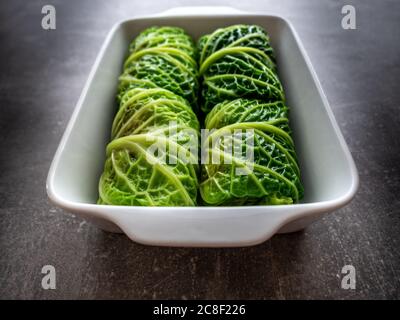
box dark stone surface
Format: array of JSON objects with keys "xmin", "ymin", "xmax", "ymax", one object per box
[{"xmin": 0, "ymin": 0, "xmax": 399, "ymax": 299}]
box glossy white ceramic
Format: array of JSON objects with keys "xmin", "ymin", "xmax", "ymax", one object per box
[{"xmin": 46, "ymin": 7, "xmax": 358, "ymax": 247}]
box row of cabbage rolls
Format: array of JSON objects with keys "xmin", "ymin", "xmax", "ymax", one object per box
[{"xmin": 98, "ymin": 25, "xmax": 304, "ymax": 206}]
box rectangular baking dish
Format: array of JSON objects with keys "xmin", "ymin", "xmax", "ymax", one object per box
[{"xmin": 46, "ymin": 6, "xmax": 359, "ymax": 247}]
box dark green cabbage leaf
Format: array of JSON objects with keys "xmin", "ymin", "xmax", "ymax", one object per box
[
  {"xmin": 200, "ymin": 98, "xmax": 303, "ymax": 205},
  {"xmin": 199, "ymin": 25, "xmax": 303, "ymax": 205},
  {"xmin": 198, "ymin": 25, "xmax": 284, "ymax": 113}
]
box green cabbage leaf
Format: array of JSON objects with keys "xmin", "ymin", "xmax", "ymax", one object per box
[
  {"xmin": 121, "ymin": 27, "xmax": 199, "ymax": 108},
  {"xmin": 98, "ymin": 27, "xmax": 200, "ymax": 206},
  {"xmin": 200, "ymin": 98, "xmax": 303, "ymax": 205},
  {"xmin": 198, "ymin": 25, "xmax": 283, "ymax": 113},
  {"xmin": 198, "ymin": 25, "xmax": 303, "ymax": 205}
]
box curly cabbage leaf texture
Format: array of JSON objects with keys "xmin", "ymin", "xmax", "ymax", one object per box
[
  {"xmin": 98, "ymin": 27, "xmax": 200, "ymax": 206},
  {"xmin": 199, "ymin": 25, "xmax": 304, "ymax": 205}
]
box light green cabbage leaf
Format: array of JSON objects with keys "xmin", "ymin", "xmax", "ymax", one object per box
[{"xmin": 98, "ymin": 27, "xmax": 200, "ymax": 206}]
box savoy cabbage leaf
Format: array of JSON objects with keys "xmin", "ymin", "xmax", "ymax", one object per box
[
  {"xmin": 199, "ymin": 25, "xmax": 284, "ymax": 113},
  {"xmin": 121, "ymin": 27, "xmax": 199, "ymax": 108},
  {"xmin": 98, "ymin": 27, "xmax": 200, "ymax": 206},
  {"xmin": 200, "ymin": 98, "xmax": 303, "ymax": 205},
  {"xmin": 199, "ymin": 25, "xmax": 303, "ymax": 205}
]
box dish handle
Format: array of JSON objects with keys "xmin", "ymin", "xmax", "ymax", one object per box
[{"xmin": 101, "ymin": 206, "xmax": 312, "ymax": 247}]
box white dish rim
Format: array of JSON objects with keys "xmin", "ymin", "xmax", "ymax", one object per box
[{"xmin": 46, "ymin": 6, "xmax": 359, "ymax": 247}]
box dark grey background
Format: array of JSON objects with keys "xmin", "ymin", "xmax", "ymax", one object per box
[{"xmin": 0, "ymin": 0, "xmax": 399, "ymax": 299}]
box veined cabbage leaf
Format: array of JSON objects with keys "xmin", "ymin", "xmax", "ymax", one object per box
[
  {"xmin": 199, "ymin": 25, "xmax": 303, "ymax": 205},
  {"xmin": 99, "ymin": 87, "xmax": 200, "ymax": 206},
  {"xmin": 129, "ymin": 26, "xmax": 197, "ymax": 60},
  {"xmin": 98, "ymin": 132, "xmax": 199, "ymax": 206},
  {"xmin": 200, "ymin": 98, "xmax": 303, "ymax": 205},
  {"xmin": 198, "ymin": 25, "xmax": 284, "ymax": 113},
  {"xmin": 121, "ymin": 27, "xmax": 199, "ymax": 108},
  {"xmin": 98, "ymin": 27, "xmax": 200, "ymax": 206}
]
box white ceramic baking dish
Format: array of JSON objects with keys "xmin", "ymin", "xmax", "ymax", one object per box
[{"xmin": 46, "ymin": 6, "xmax": 358, "ymax": 247}]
